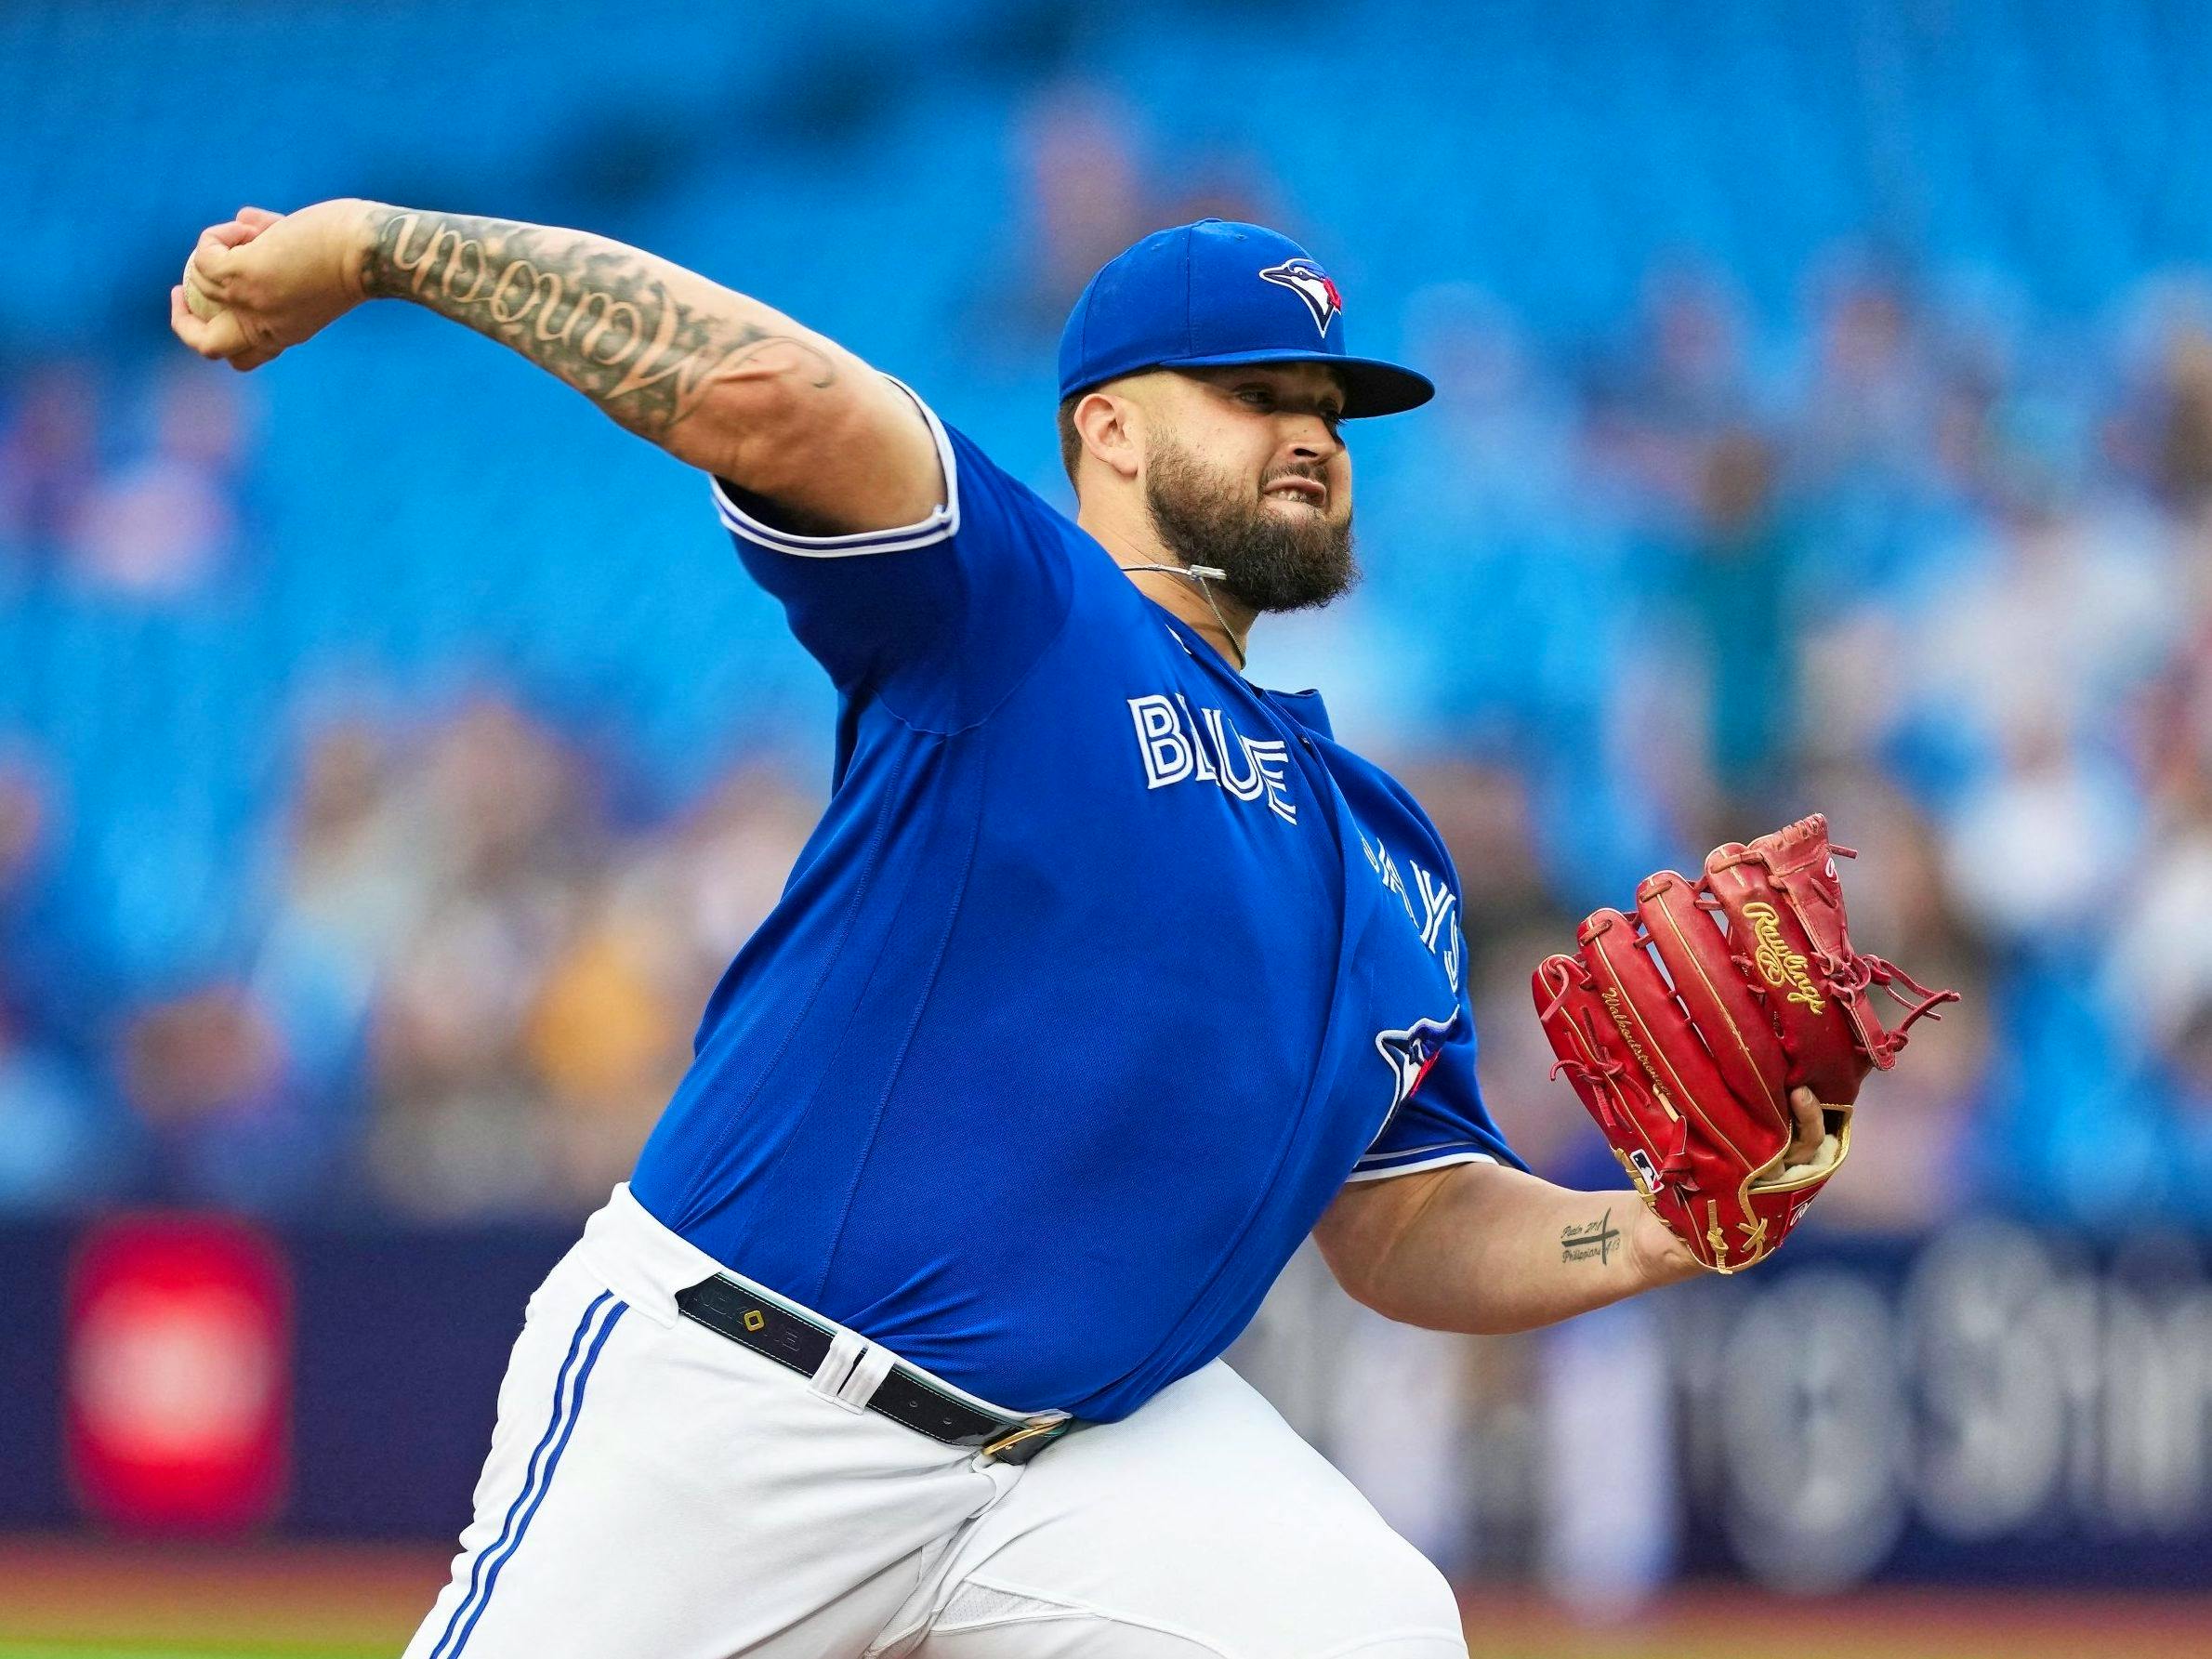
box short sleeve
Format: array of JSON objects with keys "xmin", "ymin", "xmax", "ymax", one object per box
[
  {"xmin": 712, "ymin": 379, "xmax": 1074, "ymax": 732},
  {"xmin": 1346, "ymin": 996, "xmax": 1527, "ymax": 1184}
]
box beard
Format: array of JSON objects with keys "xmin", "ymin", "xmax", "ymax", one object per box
[{"xmin": 1142, "ymin": 438, "xmax": 1358, "ymax": 613}]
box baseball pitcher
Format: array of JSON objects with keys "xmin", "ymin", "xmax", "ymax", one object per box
[{"xmin": 172, "ymin": 203, "xmax": 1942, "ymax": 1657}]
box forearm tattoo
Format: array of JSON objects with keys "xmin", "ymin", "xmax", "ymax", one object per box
[
  {"xmin": 359, "ymin": 209, "xmax": 835, "ymax": 445},
  {"xmin": 1560, "ymin": 1208, "xmax": 1622, "ymax": 1266}
]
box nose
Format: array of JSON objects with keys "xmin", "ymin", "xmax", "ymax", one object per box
[{"xmin": 1284, "ymin": 415, "xmax": 1341, "ymax": 462}]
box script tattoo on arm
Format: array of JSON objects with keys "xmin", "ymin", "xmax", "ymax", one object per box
[
  {"xmin": 1559, "ymin": 1207, "xmax": 1623, "ymax": 1266},
  {"xmin": 357, "ymin": 209, "xmax": 836, "ymax": 453}
]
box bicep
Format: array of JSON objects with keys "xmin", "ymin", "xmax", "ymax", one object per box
[
  {"xmin": 718, "ymin": 349, "xmax": 945, "ymax": 536},
  {"xmin": 713, "ymin": 395, "xmax": 1074, "ymax": 726},
  {"xmin": 1312, "ymin": 1164, "xmax": 1458, "ymax": 1310}
]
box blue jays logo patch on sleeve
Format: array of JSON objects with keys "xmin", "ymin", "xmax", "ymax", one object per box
[
  {"xmin": 1374, "ymin": 1009, "xmax": 1459, "ymax": 1134},
  {"xmin": 1258, "ymin": 259, "xmax": 1343, "ymax": 336}
]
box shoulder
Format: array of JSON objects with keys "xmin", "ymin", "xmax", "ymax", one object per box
[
  {"xmin": 931, "ymin": 415, "xmax": 1091, "ymax": 557},
  {"xmin": 1334, "ymin": 743, "xmax": 1462, "ymax": 878}
]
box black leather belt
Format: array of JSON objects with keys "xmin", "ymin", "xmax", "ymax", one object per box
[{"xmin": 674, "ymin": 1274, "xmax": 1076, "ymax": 1464}]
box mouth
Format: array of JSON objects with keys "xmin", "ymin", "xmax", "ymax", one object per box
[{"xmin": 1262, "ymin": 476, "xmax": 1327, "ymax": 507}]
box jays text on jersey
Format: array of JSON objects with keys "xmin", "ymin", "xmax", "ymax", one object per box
[{"xmin": 628, "ymin": 382, "xmax": 1522, "ymax": 1422}]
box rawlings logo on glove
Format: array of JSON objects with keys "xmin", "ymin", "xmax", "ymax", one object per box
[
  {"xmin": 1742, "ymin": 902, "xmax": 1824, "ymax": 1009},
  {"xmin": 1532, "ymin": 814, "xmax": 1957, "ymax": 1274}
]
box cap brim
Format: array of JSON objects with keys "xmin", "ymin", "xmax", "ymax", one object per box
[{"xmin": 1161, "ymin": 348, "xmax": 1436, "ymax": 417}]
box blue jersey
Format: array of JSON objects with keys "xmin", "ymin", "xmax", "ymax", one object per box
[{"xmin": 630, "ymin": 384, "xmax": 1521, "ymax": 1421}]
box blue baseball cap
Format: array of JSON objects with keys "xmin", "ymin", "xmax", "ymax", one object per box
[{"xmin": 1057, "ymin": 218, "xmax": 1433, "ymax": 418}]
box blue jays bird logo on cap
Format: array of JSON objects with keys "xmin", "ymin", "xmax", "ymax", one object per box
[{"xmin": 1258, "ymin": 258, "xmax": 1343, "ymax": 336}]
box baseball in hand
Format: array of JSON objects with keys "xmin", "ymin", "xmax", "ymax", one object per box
[{"xmin": 182, "ymin": 276, "xmax": 219, "ymax": 321}]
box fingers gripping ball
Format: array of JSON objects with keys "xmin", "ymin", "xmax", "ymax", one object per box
[
  {"xmin": 1531, "ymin": 814, "xmax": 1958, "ymax": 1273},
  {"xmin": 183, "ymin": 276, "xmax": 220, "ymax": 321}
]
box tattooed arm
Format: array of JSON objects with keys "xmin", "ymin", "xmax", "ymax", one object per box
[
  {"xmin": 169, "ymin": 199, "xmax": 941, "ymax": 533},
  {"xmin": 1312, "ymin": 1161, "xmax": 1704, "ymax": 1336}
]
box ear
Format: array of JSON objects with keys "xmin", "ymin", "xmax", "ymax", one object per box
[{"xmin": 1073, "ymin": 389, "xmax": 1143, "ymax": 483}]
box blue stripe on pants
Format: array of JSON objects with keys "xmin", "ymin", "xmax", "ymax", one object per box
[{"xmin": 431, "ymin": 1289, "xmax": 626, "ymax": 1659}]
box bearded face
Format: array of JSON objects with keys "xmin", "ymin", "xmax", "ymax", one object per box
[{"xmin": 1141, "ymin": 430, "xmax": 1359, "ymax": 613}]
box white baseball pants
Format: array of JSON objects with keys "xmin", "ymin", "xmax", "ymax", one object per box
[{"xmin": 400, "ymin": 1184, "xmax": 1468, "ymax": 1659}]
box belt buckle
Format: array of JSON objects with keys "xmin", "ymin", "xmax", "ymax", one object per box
[{"xmin": 981, "ymin": 1420, "xmax": 1064, "ymax": 1465}]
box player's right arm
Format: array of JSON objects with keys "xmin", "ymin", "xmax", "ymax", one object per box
[{"xmin": 168, "ymin": 200, "xmax": 940, "ymax": 535}]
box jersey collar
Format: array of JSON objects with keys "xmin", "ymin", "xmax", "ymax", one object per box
[{"xmin": 1150, "ymin": 610, "xmax": 1337, "ymax": 736}]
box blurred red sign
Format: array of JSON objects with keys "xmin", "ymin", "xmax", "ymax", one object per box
[{"xmin": 64, "ymin": 1214, "xmax": 290, "ymax": 1533}]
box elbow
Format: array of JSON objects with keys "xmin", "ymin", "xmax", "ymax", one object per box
[
  {"xmin": 1333, "ymin": 1265, "xmax": 1537, "ymax": 1338},
  {"xmin": 1334, "ymin": 1267, "xmax": 1398, "ymax": 1323},
  {"xmin": 1326, "ymin": 1255, "xmax": 1468, "ymax": 1333},
  {"xmin": 1316, "ymin": 1227, "xmax": 1395, "ymax": 1323}
]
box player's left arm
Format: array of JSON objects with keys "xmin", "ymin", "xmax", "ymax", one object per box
[{"xmin": 1312, "ymin": 1159, "xmax": 1705, "ymax": 1336}]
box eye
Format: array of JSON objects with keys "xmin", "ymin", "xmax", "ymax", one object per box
[{"xmin": 1236, "ymin": 385, "xmax": 1275, "ymax": 408}]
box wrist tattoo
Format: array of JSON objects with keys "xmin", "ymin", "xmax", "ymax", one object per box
[
  {"xmin": 1560, "ymin": 1208, "xmax": 1622, "ymax": 1266},
  {"xmin": 359, "ymin": 209, "xmax": 834, "ymax": 441}
]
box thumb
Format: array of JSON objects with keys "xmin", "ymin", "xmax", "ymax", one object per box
[
  {"xmin": 171, "ymin": 283, "xmax": 251, "ymax": 361},
  {"xmin": 1783, "ymin": 1086, "xmax": 1825, "ymax": 1166}
]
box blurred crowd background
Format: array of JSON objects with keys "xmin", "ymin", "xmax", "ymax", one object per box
[
  {"xmin": 7, "ymin": 0, "xmax": 2212, "ymax": 1626},
  {"xmin": 5, "ymin": 0, "xmax": 2204, "ymax": 1231}
]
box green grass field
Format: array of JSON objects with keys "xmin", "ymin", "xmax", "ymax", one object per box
[{"xmin": 2, "ymin": 1539, "xmax": 2207, "ymax": 1659}]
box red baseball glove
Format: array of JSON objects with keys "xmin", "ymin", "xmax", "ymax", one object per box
[{"xmin": 1532, "ymin": 814, "xmax": 1956, "ymax": 1273}]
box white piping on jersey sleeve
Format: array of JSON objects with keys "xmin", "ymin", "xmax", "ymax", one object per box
[
  {"xmin": 1342, "ymin": 1147, "xmax": 1498, "ymax": 1184},
  {"xmin": 709, "ymin": 376, "xmax": 960, "ymax": 558}
]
